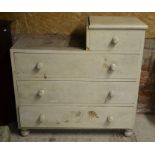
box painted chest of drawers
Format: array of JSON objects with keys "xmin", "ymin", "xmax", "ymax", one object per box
[{"xmin": 10, "ymin": 16, "xmax": 147, "ymax": 136}]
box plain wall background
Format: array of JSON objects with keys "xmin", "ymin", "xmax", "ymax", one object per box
[{"xmin": 0, "ymin": 12, "xmax": 154, "ymax": 38}]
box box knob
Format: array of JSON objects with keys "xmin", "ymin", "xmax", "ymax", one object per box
[{"xmin": 37, "ymin": 89, "xmax": 45, "ymax": 97}]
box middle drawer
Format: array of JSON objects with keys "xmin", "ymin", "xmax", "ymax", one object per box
[
  {"xmin": 14, "ymin": 53, "xmax": 139, "ymax": 79},
  {"xmin": 17, "ymin": 81, "xmax": 138, "ymax": 105}
]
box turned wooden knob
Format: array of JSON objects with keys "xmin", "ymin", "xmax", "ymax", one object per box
[
  {"xmin": 109, "ymin": 64, "xmax": 116, "ymax": 72},
  {"xmin": 107, "ymin": 116, "xmax": 114, "ymax": 123},
  {"xmin": 111, "ymin": 37, "xmax": 119, "ymax": 45},
  {"xmin": 108, "ymin": 91, "xmax": 114, "ymax": 99},
  {"xmin": 36, "ymin": 62, "xmax": 43, "ymax": 70},
  {"xmin": 39, "ymin": 114, "xmax": 45, "ymax": 123},
  {"xmin": 37, "ymin": 89, "xmax": 45, "ymax": 97}
]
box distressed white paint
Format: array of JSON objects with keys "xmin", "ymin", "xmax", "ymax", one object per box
[
  {"xmin": 17, "ymin": 81, "xmax": 137, "ymax": 105},
  {"xmin": 87, "ymin": 30, "xmax": 145, "ymax": 51},
  {"xmin": 14, "ymin": 53, "xmax": 139, "ymax": 79},
  {"xmin": 19, "ymin": 105, "xmax": 134, "ymax": 129},
  {"xmin": 10, "ymin": 16, "xmax": 147, "ymax": 133}
]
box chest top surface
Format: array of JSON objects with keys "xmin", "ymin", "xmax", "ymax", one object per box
[
  {"xmin": 11, "ymin": 34, "xmax": 84, "ymax": 51},
  {"xmin": 88, "ymin": 16, "xmax": 148, "ymax": 30}
]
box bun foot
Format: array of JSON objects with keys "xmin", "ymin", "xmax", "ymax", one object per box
[
  {"xmin": 124, "ymin": 129, "xmax": 133, "ymax": 137},
  {"xmin": 20, "ymin": 129, "xmax": 30, "ymax": 137}
]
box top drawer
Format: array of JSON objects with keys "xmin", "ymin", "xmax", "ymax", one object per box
[
  {"xmin": 86, "ymin": 16, "xmax": 147, "ymax": 52},
  {"xmin": 86, "ymin": 29, "xmax": 145, "ymax": 52}
]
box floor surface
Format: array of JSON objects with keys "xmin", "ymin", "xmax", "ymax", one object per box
[{"xmin": 134, "ymin": 114, "xmax": 155, "ymax": 142}]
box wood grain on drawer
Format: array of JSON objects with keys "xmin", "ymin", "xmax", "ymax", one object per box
[
  {"xmin": 17, "ymin": 81, "xmax": 138, "ymax": 105},
  {"xmin": 14, "ymin": 53, "xmax": 139, "ymax": 79},
  {"xmin": 19, "ymin": 105, "xmax": 134, "ymax": 129},
  {"xmin": 87, "ymin": 30, "xmax": 144, "ymax": 52}
]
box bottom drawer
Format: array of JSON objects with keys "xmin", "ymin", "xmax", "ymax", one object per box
[{"xmin": 19, "ymin": 105, "xmax": 135, "ymax": 129}]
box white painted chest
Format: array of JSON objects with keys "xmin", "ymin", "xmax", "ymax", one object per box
[{"xmin": 10, "ymin": 16, "xmax": 147, "ymax": 136}]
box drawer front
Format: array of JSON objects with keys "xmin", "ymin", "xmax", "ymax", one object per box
[
  {"xmin": 14, "ymin": 53, "xmax": 139, "ymax": 79},
  {"xmin": 19, "ymin": 105, "xmax": 134, "ymax": 129},
  {"xmin": 87, "ymin": 30, "xmax": 144, "ymax": 52},
  {"xmin": 17, "ymin": 81, "xmax": 137, "ymax": 105}
]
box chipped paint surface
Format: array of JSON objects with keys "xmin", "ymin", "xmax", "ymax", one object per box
[{"xmin": 88, "ymin": 111, "xmax": 99, "ymax": 119}]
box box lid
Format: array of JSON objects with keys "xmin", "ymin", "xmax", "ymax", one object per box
[{"xmin": 88, "ymin": 16, "xmax": 148, "ymax": 30}]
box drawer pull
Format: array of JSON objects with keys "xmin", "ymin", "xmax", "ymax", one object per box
[
  {"xmin": 109, "ymin": 64, "xmax": 116, "ymax": 72},
  {"xmin": 107, "ymin": 116, "xmax": 114, "ymax": 123},
  {"xmin": 36, "ymin": 62, "xmax": 44, "ymax": 70},
  {"xmin": 111, "ymin": 37, "xmax": 119, "ymax": 45},
  {"xmin": 107, "ymin": 91, "xmax": 113, "ymax": 99},
  {"xmin": 37, "ymin": 89, "xmax": 45, "ymax": 97},
  {"xmin": 39, "ymin": 114, "xmax": 45, "ymax": 123},
  {"xmin": 105, "ymin": 91, "xmax": 114, "ymax": 104}
]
